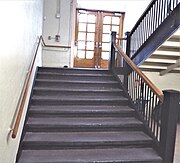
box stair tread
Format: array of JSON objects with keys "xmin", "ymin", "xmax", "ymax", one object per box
[
  {"xmin": 35, "ymin": 79, "xmax": 119, "ymax": 84},
  {"xmin": 18, "ymin": 148, "xmax": 162, "ymax": 163},
  {"xmin": 37, "ymin": 71, "xmax": 113, "ymax": 77},
  {"xmin": 33, "ymin": 87, "xmax": 123, "ymax": 92},
  {"xmin": 30, "ymin": 105, "xmax": 134, "ymax": 113},
  {"xmin": 38, "ymin": 67, "xmax": 111, "ymax": 74},
  {"xmin": 32, "ymin": 96, "xmax": 127, "ymax": 101},
  {"xmin": 27, "ymin": 117, "xmax": 142, "ymax": 126},
  {"xmin": 23, "ymin": 131, "xmax": 152, "ymax": 143}
]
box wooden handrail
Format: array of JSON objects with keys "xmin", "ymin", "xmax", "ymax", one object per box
[
  {"xmin": 12, "ymin": 36, "xmax": 43, "ymax": 138},
  {"xmin": 113, "ymin": 43, "xmax": 164, "ymax": 102},
  {"xmin": 12, "ymin": 36, "xmax": 72, "ymax": 138},
  {"xmin": 117, "ymin": 37, "xmax": 127, "ymax": 41}
]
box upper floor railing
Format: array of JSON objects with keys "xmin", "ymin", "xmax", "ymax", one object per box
[
  {"xmin": 110, "ymin": 31, "xmax": 179, "ymax": 163},
  {"xmin": 127, "ymin": 0, "xmax": 180, "ymax": 59}
]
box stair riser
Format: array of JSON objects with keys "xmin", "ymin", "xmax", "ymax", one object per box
[
  {"xmin": 32, "ymin": 90, "xmax": 124, "ymax": 97},
  {"xmin": 31, "ymin": 99, "xmax": 129, "ymax": 106},
  {"xmin": 29, "ymin": 112, "xmax": 135, "ymax": 118},
  {"xmin": 38, "ymin": 68, "xmax": 111, "ymax": 75},
  {"xmin": 22, "ymin": 141, "xmax": 153, "ymax": 150},
  {"xmin": 36, "ymin": 74, "xmax": 115, "ymax": 81},
  {"xmin": 26, "ymin": 125, "xmax": 144, "ymax": 132},
  {"xmin": 34, "ymin": 81, "xmax": 120, "ymax": 89}
]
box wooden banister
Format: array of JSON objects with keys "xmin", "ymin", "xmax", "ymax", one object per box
[
  {"xmin": 12, "ymin": 36, "xmax": 43, "ymax": 138},
  {"xmin": 113, "ymin": 43, "xmax": 164, "ymax": 102},
  {"xmin": 12, "ymin": 36, "xmax": 72, "ymax": 139}
]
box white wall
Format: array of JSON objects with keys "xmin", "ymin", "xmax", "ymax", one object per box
[
  {"xmin": 143, "ymin": 72, "xmax": 180, "ymax": 91},
  {"xmin": 0, "ymin": 1, "xmax": 43, "ymax": 162},
  {"xmin": 43, "ymin": 0, "xmax": 77, "ymax": 67}
]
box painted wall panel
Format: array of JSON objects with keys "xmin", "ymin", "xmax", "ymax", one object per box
[
  {"xmin": 0, "ymin": 1, "xmax": 43, "ymax": 162},
  {"xmin": 43, "ymin": 0, "xmax": 76, "ymax": 67}
]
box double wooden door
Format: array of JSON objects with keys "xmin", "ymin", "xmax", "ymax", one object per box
[{"xmin": 74, "ymin": 9, "xmax": 125, "ymax": 69}]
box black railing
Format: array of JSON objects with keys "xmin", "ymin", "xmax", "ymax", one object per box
[
  {"xmin": 127, "ymin": 0, "xmax": 180, "ymax": 59},
  {"xmin": 110, "ymin": 31, "xmax": 179, "ymax": 163}
]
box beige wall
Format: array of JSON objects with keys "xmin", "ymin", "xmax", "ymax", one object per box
[
  {"xmin": 0, "ymin": 1, "xmax": 43, "ymax": 162},
  {"xmin": 42, "ymin": 0, "xmax": 77, "ymax": 67},
  {"xmin": 143, "ymin": 71, "xmax": 180, "ymax": 91}
]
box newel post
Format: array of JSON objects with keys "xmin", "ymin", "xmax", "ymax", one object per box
[
  {"xmin": 123, "ymin": 31, "xmax": 131, "ymax": 90},
  {"xmin": 160, "ymin": 90, "xmax": 179, "ymax": 163},
  {"xmin": 125, "ymin": 31, "xmax": 131, "ymax": 58},
  {"xmin": 109, "ymin": 31, "xmax": 116, "ymax": 70}
]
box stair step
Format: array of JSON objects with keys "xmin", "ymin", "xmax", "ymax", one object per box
[
  {"xmin": 38, "ymin": 67, "xmax": 112, "ymax": 75},
  {"xmin": 35, "ymin": 79, "xmax": 118, "ymax": 84},
  {"xmin": 26, "ymin": 117, "xmax": 143, "ymax": 132},
  {"xmin": 22, "ymin": 131, "xmax": 153, "ymax": 150},
  {"xmin": 35, "ymin": 79, "xmax": 120, "ymax": 89},
  {"xmin": 29, "ymin": 105, "xmax": 135, "ymax": 117},
  {"xmin": 36, "ymin": 72, "xmax": 115, "ymax": 81},
  {"xmin": 16, "ymin": 68, "xmax": 163, "ymax": 163},
  {"xmin": 18, "ymin": 148, "xmax": 163, "ymax": 163},
  {"xmin": 31, "ymin": 96, "xmax": 129, "ymax": 106},
  {"xmin": 33, "ymin": 87, "xmax": 124, "ymax": 96}
]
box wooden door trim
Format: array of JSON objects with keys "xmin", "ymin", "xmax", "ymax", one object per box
[{"xmin": 77, "ymin": 8, "xmax": 125, "ymax": 15}]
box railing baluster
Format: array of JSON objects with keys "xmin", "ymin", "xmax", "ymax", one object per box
[
  {"xmin": 150, "ymin": 7, "xmax": 153, "ymax": 35},
  {"xmin": 135, "ymin": 73, "xmax": 139, "ymax": 109},
  {"xmin": 152, "ymin": 92, "xmax": 156, "ymax": 135},
  {"xmin": 155, "ymin": 0, "xmax": 158, "ymax": 29},
  {"xmin": 147, "ymin": 9, "xmax": 151, "ymax": 37},
  {"xmin": 141, "ymin": 19, "xmax": 145, "ymax": 44},
  {"xmin": 138, "ymin": 75, "xmax": 141, "ymax": 113},
  {"xmin": 132, "ymin": 72, "xmax": 135, "ymax": 102},
  {"xmin": 144, "ymin": 83, "xmax": 148, "ymax": 121},
  {"xmin": 134, "ymin": 72, "xmax": 137, "ymax": 103},
  {"xmin": 161, "ymin": 0, "xmax": 164, "ymax": 24},
  {"xmin": 158, "ymin": 0, "xmax": 162, "ymax": 25},
  {"xmin": 145, "ymin": 14, "xmax": 148, "ymax": 42},
  {"xmin": 155, "ymin": 96, "xmax": 160, "ymax": 140},
  {"xmin": 152, "ymin": 2, "xmax": 156, "ymax": 32},
  {"xmin": 147, "ymin": 87, "xmax": 151, "ymax": 126},
  {"xmin": 165, "ymin": 0, "xmax": 168, "ymax": 17},
  {"xmin": 150, "ymin": 92, "xmax": 153, "ymax": 129},
  {"xmin": 129, "ymin": 73, "xmax": 132, "ymax": 99}
]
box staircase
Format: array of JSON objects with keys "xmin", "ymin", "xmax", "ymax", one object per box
[{"xmin": 16, "ymin": 67, "xmax": 163, "ymax": 163}]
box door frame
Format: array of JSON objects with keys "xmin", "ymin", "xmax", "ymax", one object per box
[{"xmin": 74, "ymin": 8, "xmax": 125, "ymax": 69}]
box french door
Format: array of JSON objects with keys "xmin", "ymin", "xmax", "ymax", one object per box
[{"xmin": 74, "ymin": 9, "xmax": 125, "ymax": 69}]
